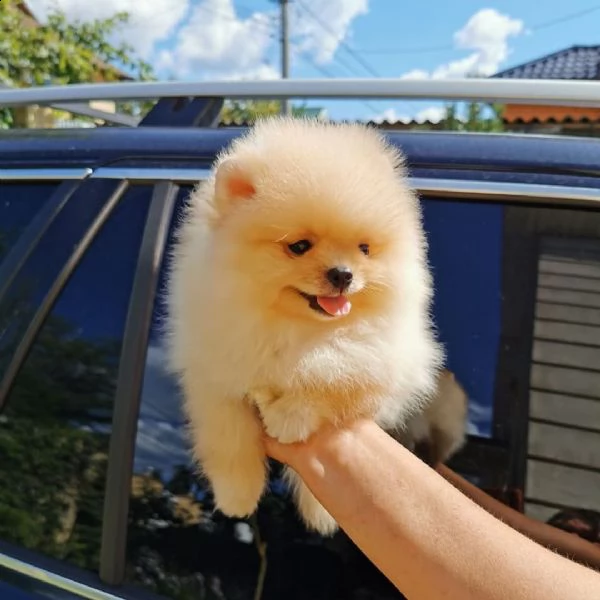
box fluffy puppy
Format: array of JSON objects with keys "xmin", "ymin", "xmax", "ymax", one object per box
[
  {"xmin": 398, "ymin": 369, "xmax": 468, "ymax": 466},
  {"xmin": 165, "ymin": 117, "xmax": 443, "ymax": 535}
]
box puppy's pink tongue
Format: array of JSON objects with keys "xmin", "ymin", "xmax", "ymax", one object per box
[{"xmin": 316, "ymin": 295, "xmax": 352, "ymax": 316}]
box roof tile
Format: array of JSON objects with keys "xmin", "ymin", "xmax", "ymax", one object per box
[{"xmin": 493, "ymin": 45, "xmax": 600, "ymax": 80}]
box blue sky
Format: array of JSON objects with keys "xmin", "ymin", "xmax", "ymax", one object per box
[
  {"xmin": 305, "ymin": 1, "xmax": 600, "ymax": 120},
  {"xmin": 27, "ymin": 0, "xmax": 600, "ymax": 120}
]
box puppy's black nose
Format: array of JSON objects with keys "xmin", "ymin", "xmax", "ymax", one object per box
[{"xmin": 326, "ymin": 266, "xmax": 353, "ymax": 290}]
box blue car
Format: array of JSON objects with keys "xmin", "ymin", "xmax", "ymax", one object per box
[{"xmin": 0, "ymin": 79, "xmax": 599, "ymax": 599}]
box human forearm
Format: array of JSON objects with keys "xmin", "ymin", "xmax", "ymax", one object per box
[
  {"xmin": 286, "ymin": 421, "xmax": 600, "ymax": 600},
  {"xmin": 437, "ymin": 464, "xmax": 600, "ymax": 570}
]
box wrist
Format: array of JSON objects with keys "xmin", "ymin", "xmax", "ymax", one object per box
[{"xmin": 290, "ymin": 419, "xmax": 380, "ymax": 478}]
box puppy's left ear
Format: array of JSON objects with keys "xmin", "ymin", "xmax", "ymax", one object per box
[{"xmin": 213, "ymin": 158, "xmax": 256, "ymax": 215}]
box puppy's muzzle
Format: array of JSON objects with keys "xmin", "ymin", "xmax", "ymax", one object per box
[{"xmin": 326, "ymin": 266, "xmax": 353, "ymax": 292}]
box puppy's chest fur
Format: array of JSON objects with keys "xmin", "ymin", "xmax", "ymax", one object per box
[
  {"xmin": 243, "ymin": 328, "xmax": 396, "ymax": 440},
  {"xmin": 238, "ymin": 324, "xmax": 387, "ymax": 392},
  {"xmin": 208, "ymin": 313, "xmax": 381, "ymax": 391}
]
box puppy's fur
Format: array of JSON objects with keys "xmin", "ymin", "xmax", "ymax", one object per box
[
  {"xmin": 398, "ymin": 369, "xmax": 468, "ymax": 466},
  {"xmin": 165, "ymin": 117, "xmax": 443, "ymax": 535}
]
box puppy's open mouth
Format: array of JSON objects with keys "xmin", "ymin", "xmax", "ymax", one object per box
[{"xmin": 297, "ymin": 290, "xmax": 352, "ymax": 317}]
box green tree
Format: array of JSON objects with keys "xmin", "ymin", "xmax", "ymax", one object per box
[
  {"xmin": 438, "ymin": 70, "xmax": 504, "ymax": 133},
  {"xmin": 0, "ymin": 309, "xmax": 119, "ymax": 568},
  {"xmin": 220, "ymin": 100, "xmax": 321, "ymax": 124},
  {"xmin": 220, "ymin": 100, "xmax": 282, "ymax": 123},
  {"xmin": 441, "ymin": 101, "xmax": 505, "ymax": 132},
  {"xmin": 0, "ymin": 0, "xmax": 154, "ymax": 127}
]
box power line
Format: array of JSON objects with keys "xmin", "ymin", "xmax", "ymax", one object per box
[
  {"xmin": 530, "ymin": 4, "xmax": 600, "ymax": 31},
  {"xmin": 352, "ymin": 4, "xmax": 600, "ymax": 56},
  {"xmin": 291, "ymin": 3, "xmax": 374, "ymax": 78},
  {"xmin": 293, "ymin": 0, "xmax": 430, "ymax": 117},
  {"xmin": 294, "ymin": 0, "xmax": 397, "ymax": 116},
  {"xmin": 295, "ymin": 0, "xmax": 381, "ymax": 77},
  {"xmin": 310, "ymin": 43, "xmax": 371, "ymax": 78},
  {"xmin": 359, "ymin": 44, "xmax": 452, "ymax": 56},
  {"xmin": 297, "ymin": 54, "xmax": 382, "ymax": 116},
  {"xmin": 129, "ymin": 2, "xmax": 276, "ymax": 33}
]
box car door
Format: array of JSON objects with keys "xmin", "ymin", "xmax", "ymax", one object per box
[{"xmin": 0, "ymin": 168, "xmax": 157, "ymax": 600}]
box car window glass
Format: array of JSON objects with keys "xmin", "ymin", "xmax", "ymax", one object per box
[
  {"xmin": 0, "ymin": 185, "xmax": 152, "ymax": 572},
  {"xmin": 127, "ymin": 192, "xmax": 600, "ymax": 599},
  {"xmin": 0, "ymin": 182, "xmax": 59, "ymax": 266}
]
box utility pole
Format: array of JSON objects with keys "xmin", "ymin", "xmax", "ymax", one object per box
[{"xmin": 279, "ymin": 0, "xmax": 290, "ymax": 115}]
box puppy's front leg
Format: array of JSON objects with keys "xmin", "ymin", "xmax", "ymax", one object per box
[
  {"xmin": 252, "ymin": 388, "xmax": 323, "ymax": 444},
  {"xmin": 187, "ymin": 393, "xmax": 267, "ymax": 518},
  {"xmin": 252, "ymin": 388, "xmax": 338, "ymax": 534}
]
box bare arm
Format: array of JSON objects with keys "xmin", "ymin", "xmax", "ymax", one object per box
[
  {"xmin": 436, "ymin": 464, "xmax": 600, "ymax": 570},
  {"xmin": 264, "ymin": 420, "xmax": 600, "ymax": 600}
]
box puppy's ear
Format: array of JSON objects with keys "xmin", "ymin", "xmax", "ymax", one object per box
[{"xmin": 214, "ymin": 158, "xmax": 256, "ymax": 214}]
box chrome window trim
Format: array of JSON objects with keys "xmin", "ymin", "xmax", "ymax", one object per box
[
  {"xmin": 90, "ymin": 167, "xmax": 213, "ymax": 182},
  {"xmin": 0, "ymin": 552, "xmax": 125, "ymax": 600},
  {"xmin": 0, "ymin": 168, "xmax": 92, "ymax": 181},
  {"xmin": 410, "ymin": 177, "xmax": 600, "ymax": 207},
  {"xmin": 94, "ymin": 169, "xmax": 600, "ymax": 208},
  {"xmin": 1, "ymin": 168, "xmax": 600, "ymax": 207}
]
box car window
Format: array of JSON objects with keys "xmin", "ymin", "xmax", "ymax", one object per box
[
  {"xmin": 0, "ymin": 182, "xmax": 60, "ymax": 267},
  {"xmin": 0, "ymin": 180, "xmax": 127, "ymax": 385},
  {"xmin": 422, "ymin": 199, "xmax": 503, "ymax": 439},
  {"xmin": 0, "ymin": 185, "xmax": 152, "ymax": 572},
  {"xmin": 126, "ymin": 191, "xmax": 600, "ymax": 600}
]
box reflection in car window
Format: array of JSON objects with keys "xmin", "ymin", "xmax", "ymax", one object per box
[
  {"xmin": 127, "ymin": 194, "xmax": 600, "ymax": 599},
  {"xmin": 0, "ymin": 185, "xmax": 151, "ymax": 571},
  {"xmin": 422, "ymin": 199, "xmax": 503, "ymax": 438},
  {"xmin": 0, "ymin": 182, "xmax": 59, "ymax": 266}
]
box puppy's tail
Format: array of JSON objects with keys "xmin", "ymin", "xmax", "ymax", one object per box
[{"xmin": 283, "ymin": 466, "xmax": 338, "ymax": 536}]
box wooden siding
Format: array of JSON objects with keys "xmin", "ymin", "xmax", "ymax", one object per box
[{"xmin": 525, "ymin": 236, "xmax": 600, "ymax": 519}]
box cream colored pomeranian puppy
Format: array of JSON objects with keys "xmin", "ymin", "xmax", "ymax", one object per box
[{"xmin": 165, "ymin": 117, "xmax": 443, "ymax": 535}]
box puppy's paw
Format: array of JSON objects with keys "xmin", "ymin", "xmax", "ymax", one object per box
[
  {"xmin": 249, "ymin": 386, "xmax": 281, "ymax": 407},
  {"xmin": 211, "ymin": 468, "xmax": 266, "ymax": 518},
  {"xmin": 290, "ymin": 471, "xmax": 338, "ymax": 536},
  {"xmin": 207, "ymin": 449, "xmax": 267, "ymax": 518},
  {"xmin": 298, "ymin": 498, "xmax": 338, "ymax": 536},
  {"xmin": 260, "ymin": 400, "xmax": 322, "ymax": 444}
]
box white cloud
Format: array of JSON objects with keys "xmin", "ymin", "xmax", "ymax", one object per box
[
  {"xmin": 292, "ymin": 0, "xmax": 369, "ymax": 65},
  {"xmin": 160, "ymin": 0, "xmax": 279, "ymax": 80},
  {"xmin": 466, "ymin": 398, "xmax": 493, "ymax": 437},
  {"xmin": 26, "ymin": 0, "xmax": 190, "ymax": 59},
  {"xmin": 401, "ymin": 8, "xmax": 524, "ymax": 80},
  {"xmin": 400, "ymin": 69, "xmax": 430, "ymax": 80},
  {"xmin": 453, "ymin": 8, "xmax": 524, "ymax": 76},
  {"xmin": 430, "ymin": 54, "xmax": 481, "ymax": 79},
  {"xmin": 389, "ymin": 8, "xmax": 524, "ymax": 123},
  {"xmin": 134, "ymin": 341, "xmax": 189, "ymax": 477},
  {"xmin": 164, "ymin": 0, "xmax": 370, "ymax": 79},
  {"xmin": 26, "ymin": 0, "xmax": 371, "ymax": 82}
]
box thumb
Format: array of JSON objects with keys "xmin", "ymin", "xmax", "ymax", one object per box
[{"xmin": 262, "ymin": 432, "xmax": 304, "ymax": 465}]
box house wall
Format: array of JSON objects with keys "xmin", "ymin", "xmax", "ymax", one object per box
[{"xmin": 503, "ymin": 104, "xmax": 600, "ymax": 123}]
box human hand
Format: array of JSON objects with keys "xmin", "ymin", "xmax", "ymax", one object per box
[{"xmin": 262, "ymin": 419, "xmax": 379, "ymax": 473}]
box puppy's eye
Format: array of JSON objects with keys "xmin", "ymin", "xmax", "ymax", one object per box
[
  {"xmin": 288, "ymin": 239, "xmax": 312, "ymax": 255},
  {"xmin": 359, "ymin": 243, "xmax": 370, "ymax": 256}
]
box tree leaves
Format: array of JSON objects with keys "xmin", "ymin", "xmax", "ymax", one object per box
[{"xmin": 0, "ymin": 0, "xmax": 155, "ymax": 126}]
